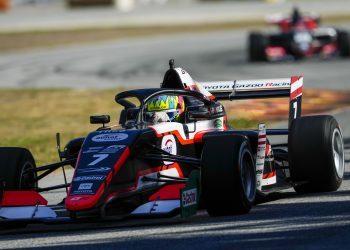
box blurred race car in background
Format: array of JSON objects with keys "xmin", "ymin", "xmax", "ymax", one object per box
[
  {"xmin": 0, "ymin": 60, "xmax": 345, "ymax": 227},
  {"xmin": 248, "ymin": 7, "xmax": 350, "ymax": 61}
]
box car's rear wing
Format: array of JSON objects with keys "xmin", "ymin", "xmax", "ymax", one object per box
[{"xmin": 199, "ymin": 76, "xmax": 303, "ymax": 128}]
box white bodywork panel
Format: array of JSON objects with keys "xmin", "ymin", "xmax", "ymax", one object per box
[
  {"xmin": 200, "ymin": 78, "xmax": 291, "ymax": 93},
  {"xmin": 131, "ymin": 200, "xmax": 180, "ymax": 215},
  {"xmin": 0, "ymin": 206, "xmax": 57, "ymax": 219},
  {"xmin": 262, "ymin": 175, "xmax": 277, "ymax": 186},
  {"xmin": 150, "ymin": 119, "xmax": 223, "ymax": 143}
]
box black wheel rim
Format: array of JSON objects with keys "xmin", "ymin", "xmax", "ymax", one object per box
[
  {"xmin": 332, "ymin": 128, "xmax": 345, "ymax": 179},
  {"xmin": 240, "ymin": 148, "xmax": 256, "ymax": 202},
  {"xmin": 19, "ymin": 161, "xmax": 37, "ymax": 190}
]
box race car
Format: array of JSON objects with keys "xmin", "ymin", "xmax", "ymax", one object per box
[
  {"xmin": 248, "ymin": 7, "xmax": 350, "ymax": 61},
  {"xmin": 0, "ymin": 60, "xmax": 345, "ymax": 226}
]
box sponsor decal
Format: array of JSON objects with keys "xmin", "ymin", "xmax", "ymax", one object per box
[
  {"xmin": 74, "ymin": 176, "xmax": 106, "ymax": 182},
  {"xmin": 182, "ymin": 188, "xmax": 197, "ymax": 207},
  {"xmin": 70, "ymin": 197, "xmax": 82, "ymax": 201},
  {"xmin": 71, "ymin": 190, "xmax": 93, "ymax": 195},
  {"xmin": 91, "ymin": 133, "xmax": 128, "ymax": 142},
  {"xmin": 257, "ymin": 155, "xmax": 265, "ymax": 160},
  {"xmin": 161, "ymin": 135, "xmax": 177, "ymax": 165},
  {"xmin": 256, "ymin": 169, "xmax": 263, "ymax": 175},
  {"xmin": 69, "ymin": 196, "xmax": 91, "ymax": 201},
  {"xmin": 257, "ymin": 180, "xmax": 261, "ymax": 187},
  {"xmin": 203, "ymin": 82, "xmax": 234, "ymax": 91},
  {"xmin": 236, "ymin": 83, "xmax": 264, "ymax": 89},
  {"xmin": 203, "ymin": 79, "xmax": 290, "ymax": 92},
  {"xmin": 95, "ymin": 129, "xmax": 127, "ymax": 134},
  {"xmin": 83, "ymin": 145, "xmax": 125, "ymax": 154},
  {"xmin": 83, "ymin": 146, "xmax": 104, "ymax": 154},
  {"xmin": 78, "ymin": 183, "xmax": 93, "ymax": 190},
  {"xmin": 210, "ymin": 105, "xmax": 223, "ymax": 114},
  {"xmin": 216, "ymin": 105, "xmax": 223, "ymax": 113},
  {"xmin": 265, "ymin": 82, "xmax": 290, "ymax": 88},
  {"xmin": 163, "ymin": 140, "xmax": 174, "ymax": 154},
  {"xmin": 77, "ymin": 167, "xmax": 111, "ymax": 173},
  {"xmin": 100, "ymin": 145, "xmax": 126, "ymax": 154},
  {"xmin": 235, "ymin": 81, "xmax": 290, "ymax": 90},
  {"xmin": 214, "ymin": 119, "xmax": 223, "ymax": 129},
  {"xmin": 181, "ymin": 170, "xmax": 200, "ymax": 218}
]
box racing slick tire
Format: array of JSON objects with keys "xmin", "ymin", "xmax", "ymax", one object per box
[
  {"xmin": 64, "ymin": 137, "xmax": 85, "ymax": 167},
  {"xmin": 248, "ymin": 32, "xmax": 267, "ymax": 62},
  {"xmin": 337, "ymin": 30, "xmax": 350, "ymax": 57},
  {"xmin": 201, "ymin": 135, "xmax": 256, "ymax": 216},
  {"xmin": 0, "ymin": 147, "xmax": 37, "ymax": 190},
  {"xmin": 289, "ymin": 115, "xmax": 345, "ymax": 194}
]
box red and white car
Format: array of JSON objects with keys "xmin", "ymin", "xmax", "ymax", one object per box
[
  {"xmin": 0, "ymin": 60, "xmax": 345, "ymax": 227},
  {"xmin": 248, "ymin": 8, "xmax": 350, "ymax": 61}
]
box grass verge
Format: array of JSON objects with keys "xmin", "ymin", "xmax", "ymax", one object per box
[{"xmin": 0, "ymin": 88, "xmax": 122, "ymax": 165}]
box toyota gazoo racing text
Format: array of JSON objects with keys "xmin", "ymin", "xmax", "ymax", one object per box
[
  {"xmin": 248, "ymin": 7, "xmax": 350, "ymax": 61},
  {"xmin": 0, "ymin": 60, "xmax": 345, "ymax": 226}
]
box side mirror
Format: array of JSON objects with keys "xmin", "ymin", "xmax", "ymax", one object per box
[
  {"xmin": 119, "ymin": 108, "xmax": 139, "ymax": 128},
  {"xmin": 119, "ymin": 110, "xmax": 127, "ymax": 125},
  {"xmin": 90, "ymin": 115, "xmax": 110, "ymax": 126}
]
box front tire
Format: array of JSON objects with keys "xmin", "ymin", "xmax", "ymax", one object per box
[
  {"xmin": 289, "ymin": 116, "xmax": 344, "ymax": 193},
  {"xmin": 248, "ymin": 32, "xmax": 267, "ymax": 62},
  {"xmin": 201, "ymin": 135, "xmax": 256, "ymax": 216},
  {"xmin": 0, "ymin": 147, "xmax": 37, "ymax": 190}
]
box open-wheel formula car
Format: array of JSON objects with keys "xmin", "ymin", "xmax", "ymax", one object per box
[
  {"xmin": 248, "ymin": 7, "xmax": 350, "ymax": 61},
  {"xmin": 0, "ymin": 60, "xmax": 345, "ymax": 227}
]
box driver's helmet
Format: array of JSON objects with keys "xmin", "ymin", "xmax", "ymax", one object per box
[
  {"xmin": 292, "ymin": 7, "xmax": 302, "ymax": 25},
  {"xmin": 145, "ymin": 95, "xmax": 185, "ymax": 124}
]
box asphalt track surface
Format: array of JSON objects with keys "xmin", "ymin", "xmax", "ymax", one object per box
[
  {"xmin": 1, "ymin": 28, "xmax": 350, "ymax": 90},
  {"xmin": 1, "ymin": 29, "xmax": 350, "ymax": 249}
]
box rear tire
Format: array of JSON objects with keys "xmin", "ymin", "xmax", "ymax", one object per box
[
  {"xmin": 248, "ymin": 32, "xmax": 267, "ymax": 62},
  {"xmin": 337, "ymin": 30, "xmax": 350, "ymax": 57},
  {"xmin": 201, "ymin": 135, "xmax": 256, "ymax": 216},
  {"xmin": 289, "ymin": 116, "xmax": 344, "ymax": 193},
  {"xmin": 0, "ymin": 147, "xmax": 37, "ymax": 190}
]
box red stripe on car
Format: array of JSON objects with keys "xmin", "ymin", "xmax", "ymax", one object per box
[{"xmin": 66, "ymin": 147, "xmax": 130, "ymax": 211}]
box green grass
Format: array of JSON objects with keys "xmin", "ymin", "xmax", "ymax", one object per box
[
  {"xmin": 0, "ymin": 89, "xmax": 123, "ymax": 165},
  {"xmin": 229, "ymin": 118, "xmax": 260, "ymax": 129}
]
